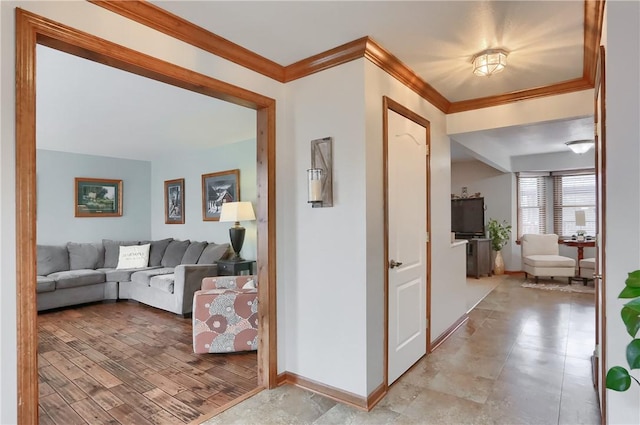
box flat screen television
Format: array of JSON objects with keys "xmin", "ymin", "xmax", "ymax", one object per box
[{"xmin": 451, "ymin": 197, "xmax": 485, "ymax": 237}]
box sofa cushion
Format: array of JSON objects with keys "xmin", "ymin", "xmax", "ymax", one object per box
[
  {"xmin": 37, "ymin": 245, "xmax": 69, "ymax": 276},
  {"xmin": 67, "ymin": 242, "xmax": 104, "ymax": 270},
  {"xmin": 101, "ymin": 266, "xmax": 160, "ymax": 283},
  {"xmin": 48, "ymin": 269, "xmax": 105, "ymax": 290},
  {"xmin": 117, "ymin": 244, "xmax": 151, "ymax": 269},
  {"xmin": 580, "ymin": 258, "xmax": 596, "ymax": 269},
  {"xmin": 523, "ymin": 255, "xmax": 575, "ymax": 268},
  {"xmin": 149, "ymin": 238, "xmax": 173, "ymax": 267},
  {"xmin": 149, "ymin": 274, "xmax": 175, "ymax": 294},
  {"xmin": 131, "ymin": 267, "xmax": 175, "ymax": 286},
  {"xmin": 181, "ymin": 241, "xmax": 207, "ymax": 264},
  {"xmin": 197, "ymin": 243, "xmax": 230, "ymax": 265},
  {"xmin": 36, "ymin": 276, "xmax": 56, "ymax": 293},
  {"xmin": 161, "ymin": 240, "xmax": 190, "ymax": 267},
  {"xmin": 103, "ymin": 239, "xmax": 140, "ymax": 268}
]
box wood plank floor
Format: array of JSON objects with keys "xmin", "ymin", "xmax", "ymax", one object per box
[{"xmin": 37, "ymin": 301, "xmax": 258, "ymax": 425}]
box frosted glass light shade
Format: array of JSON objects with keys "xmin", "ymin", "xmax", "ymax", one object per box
[
  {"xmin": 472, "ymin": 49, "xmax": 508, "ymax": 77},
  {"xmin": 575, "ymin": 210, "xmax": 586, "ymax": 227},
  {"xmin": 219, "ymin": 201, "xmax": 256, "ymax": 223},
  {"xmin": 565, "ymin": 140, "xmax": 594, "ymax": 154}
]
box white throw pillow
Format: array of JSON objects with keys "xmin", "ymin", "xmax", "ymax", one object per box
[
  {"xmin": 242, "ymin": 279, "xmax": 257, "ymax": 289},
  {"xmin": 116, "ymin": 243, "xmax": 150, "ymax": 269}
]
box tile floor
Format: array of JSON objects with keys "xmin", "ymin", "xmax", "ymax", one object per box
[{"xmin": 202, "ymin": 275, "xmax": 600, "ymax": 425}]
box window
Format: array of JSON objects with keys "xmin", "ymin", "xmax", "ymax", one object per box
[
  {"xmin": 517, "ymin": 173, "xmax": 548, "ymax": 238},
  {"xmin": 516, "ymin": 170, "xmax": 596, "ymax": 239},
  {"xmin": 553, "ymin": 171, "xmax": 596, "ymax": 238}
]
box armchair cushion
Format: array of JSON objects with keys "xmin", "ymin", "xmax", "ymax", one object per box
[
  {"xmin": 521, "ymin": 234, "xmax": 560, "ymax": 257},
  {"xmin": 523, "ymin": 255, "xmax": 575, "ymax": 268}
]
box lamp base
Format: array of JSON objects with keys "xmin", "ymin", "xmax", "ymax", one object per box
[{"xmin": 229, "ymin": 225, "xmax": 246, "ymax": 262}]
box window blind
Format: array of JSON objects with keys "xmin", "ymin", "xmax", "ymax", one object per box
[
  {"xmin": 517, "ymin": 173, "xmax": 548, "ymax": 238},
  {"xmin": 552, "ymin": 171, "xmax": 596, "ymax": 238}
]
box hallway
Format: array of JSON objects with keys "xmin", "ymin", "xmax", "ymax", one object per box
[{"xmin": 204, "ymin": 275, "xmax": 600, "ymax": 424}]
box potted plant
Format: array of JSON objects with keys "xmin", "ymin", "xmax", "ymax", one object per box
[
  {"xmin": 606, "ymin": 270, "xmax": 640, "ymax": 392},
  {"xmin": 487, "ymin": 218, "xmax": 512, "ymax": 275}
]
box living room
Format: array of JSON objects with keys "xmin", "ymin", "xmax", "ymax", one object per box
[{"xmin": 35, "ymin": 44, "xmax": 262, "ymax": 423}]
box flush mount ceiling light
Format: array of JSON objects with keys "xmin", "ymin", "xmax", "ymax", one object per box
[
  {"xmin": 472, "ymin": 49, "xmax": 509, "ymax": 77},
  {"xmin": 565, "ymin": 139, "xmax": 595, "ymax": 154}
]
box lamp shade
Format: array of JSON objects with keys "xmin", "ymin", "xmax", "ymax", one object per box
[
  {"xmin": 565, "ymin": 140, "xmax": 594, "ymax": 154},
  {"xmin": 219, "ymin": 201, "xmax": 256, "ymax": 223},
  {"xmin": 575, "ymin": 210, "xmax": 586, "ymax": 227},
  {"xmin": 472, "ymin": 49, "xmax": 508, "ymax": 77}
]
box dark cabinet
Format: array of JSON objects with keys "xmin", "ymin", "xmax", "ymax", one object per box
[{"xmin": 467, "ymin": 238, "xmax": 492, "ymax": 278}]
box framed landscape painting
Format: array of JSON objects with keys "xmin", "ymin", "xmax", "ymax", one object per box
[
  {"xmin": 165, "ymin": 178, "xmax": 185, "ymax": 224},
  {"xmin": 202, "ymin": 169, "xmax": 240, "ymax": 221},
  {"xmin": 75, "ymin": 177, "xmax": 122, "ymax": 217}
]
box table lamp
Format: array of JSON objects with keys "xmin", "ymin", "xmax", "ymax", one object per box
[
  {"xmin": 575, "ymin": 210, "xmax": 586, "ymax": 240},
  {"xmin": 219, "ymin": 201, "xmax": 256, "ymax": 261}
]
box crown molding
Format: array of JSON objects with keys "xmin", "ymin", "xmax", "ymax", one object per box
[
  {"xmin": 364, "ymin": 38, "xmax": 450, "ymax": 113},
  {"xmin": 88, "ymin": 0, "xmax": 285, "ymax": 82},
  {"xmin": 90, "ymin": 0, "xmax": 601, "ymax": 114},
  {"xmin": 447, "ymin": 78, "xmax": 593, "ymax": 114},
  {"xmin": 283, "ymin": 37, "xmax": 369, "ymax": 82}
]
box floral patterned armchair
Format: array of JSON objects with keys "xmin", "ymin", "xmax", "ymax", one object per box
[{"xmin": 192, "ymin": 275, "xmax": 258, "ymax": 354}]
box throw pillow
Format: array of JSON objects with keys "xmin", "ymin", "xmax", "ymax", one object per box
[
  {"xmin": 197, "ymin": 243, "xmax": 230, "ymax": 265},
  {"xmin": 67, "ymin": 242, "xmax": 104, "ymax": 270},
  {"xmin": 181, "ymin": 241, "xmax": 207, "ymax": 264},
  {"xmin": 161, "ymin": 240, "xmax": 191, "ymax": 267},
  {"xmin": 103, "ymin": 239, "xmax": 139, "ymax": 268},
  {"xmin": 116, "ymin": 243, "xmax": 150, "ymax": 269}
]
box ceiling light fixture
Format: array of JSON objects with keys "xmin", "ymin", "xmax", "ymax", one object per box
[
  {"xmin": 565, "ymin": 140, "xmax": 595, "ymax": 154},
  {"xmin": 472, "ymin": 49, "xmax": 508, "ymax": 77}
]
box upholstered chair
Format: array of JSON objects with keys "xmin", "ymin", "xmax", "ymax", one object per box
[
  {"xmin": 579, "ymin": 258, "xmax": 596, "ymax": 285},
  {"xmin": 192, "ymin": 275, "xmax": 258, "ymax": 354},
  {"xmin": 521, "ymin": 234, "xmax": 576, "ymax": 283}
]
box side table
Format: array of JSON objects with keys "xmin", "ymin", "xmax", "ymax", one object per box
[{"xmin": 217, "ymin": 259, "xmax": 256, "ymax": 276}]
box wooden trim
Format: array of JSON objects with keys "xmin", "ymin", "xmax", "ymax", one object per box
[
  {"xmin": 382, "ymin": 97, "xmax": 432, "ymax": 386},
  {"xmin": 284, "ymin": 37, "xmax": 369, "ymax": 82},
  {"xmin": 15, "ymin": 9, "xmax": 39, "ymax": 425},
  {"xmin": 279, "ymin": 372, "xmax": 385, "ymax": 411},
  {"xmin": 276, "ymin": 372, "xmax": 288, "ymax": 386},
  {"xmin": 448, "ymin": 77, "xmax": 593, "ymax": 113},
  {"xmin": 88, "ymin": 0, "xmax": 285, "ymax": 82},
  {"xmin": 186, "ymin": 386, "xmax": 265, "ymax": 425},
  {"xmin": 15, "ymin": 8, "xmax": 277, "ymax": 422},
  {"xmin": 367, "ymin": 39, "xmax": 450, "ymax": 114},
  {"xmin": 430, "ymin": 314, "xmax": 469, "ymax": 351},
  {"xmin": 583, "ymin": 0, "xmax": 606, "ymax": 85}
]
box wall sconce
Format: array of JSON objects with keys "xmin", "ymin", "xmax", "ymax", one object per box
[{"xmin": 307, "ymin": 137, "xmax": 333, "ymax": 207}]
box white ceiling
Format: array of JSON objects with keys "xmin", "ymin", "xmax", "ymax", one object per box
[{"xmin": 37, "ymin": 1, "xmax": 594, "ymax": 165}]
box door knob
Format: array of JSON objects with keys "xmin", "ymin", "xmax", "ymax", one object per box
[
  {"xmin": 593, "ymin": 274, "xmax": 603, "ymax": 279},
  {"xmin": 389, "ymin": 260, "xmax": 403, "ymax": 269}
]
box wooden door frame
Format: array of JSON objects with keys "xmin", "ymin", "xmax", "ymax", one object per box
[
  {"xmin": 382, "ymin": 96, "xmax": 432, "ymax": 387},
  {"xmin": 15, "ymin": 9, "xmax": 277, "ymax": 424}
]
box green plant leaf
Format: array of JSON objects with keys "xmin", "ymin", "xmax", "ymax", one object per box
[
  {"xmin": 619, "ymin": 286, "xmax": 640, "ymax": 299},
  {"xmin": 626, "ymin": 270, "xmax": 640, "ymax": 288},
  {"xmin": 606, "ymin": 366, "xmax": 632, "ymax": 391},
  {"xmin": 627, "ymin": 339, "xmax": 640, "ymax": 369},
  {"xmin": 621, "ymin": 306, "xmax": 640, "ymax": 338}
]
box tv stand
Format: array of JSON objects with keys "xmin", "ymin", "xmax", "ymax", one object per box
[{"xmin": 465, "ymin": 238, "xmax": 492, "ymax": 279}]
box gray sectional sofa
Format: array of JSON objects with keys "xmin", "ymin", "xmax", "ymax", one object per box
[{"xmin": 36, "ymin": 238, "xmax": 229, "ymax": 315}]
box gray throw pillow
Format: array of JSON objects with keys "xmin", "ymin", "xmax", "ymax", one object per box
[
  {"xmin": 181, "ymin": 241, "xmax": 207, "ymax": 264},
  {"xmin": 103, "ymin": 239, "xmax": 139, "ymax": 268},
  {"xmin": 67, "ymin": 242, "xmax": 104, "ymax": 270},
  {"xmin": 161, "ymin": 240, "xmax": 191, "ymax": 267},
  {"xmin": 37, "ymin": 245, "xmax": 70, "ymax": 276},
  {"xmin": 149, "ymin": 238, "xmax": 173, "ymax": 267},
  {"xmin": 197, "ymin": 243, "xmax": 230, "ymax": 264}
]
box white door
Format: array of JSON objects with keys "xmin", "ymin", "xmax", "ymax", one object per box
[{"xmin": 387, "ymin": 108, "xmax": 428, "ymax": 384}]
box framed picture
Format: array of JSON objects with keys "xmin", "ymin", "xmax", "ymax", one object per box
[
  {"xmin": 74, "ymin": 177, "xmax": 122, "ymax": 217},
  {"xmin": 202, "ymin": 169, "xmax": 240, "ymax": 221},
  {"xmin": 165, "ymin": 178, "xmax": 185, "ymax": 224}
]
